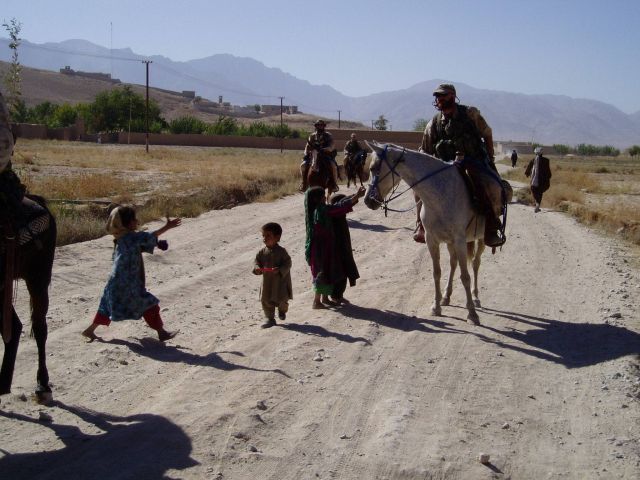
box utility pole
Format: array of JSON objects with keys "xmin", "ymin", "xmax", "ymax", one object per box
[
  {"xmin": 337, "ymin": 110, "xmax": 341, "ymax": 129},
  {"xmin": 142, "ymin": 60, "xmax": 152, "ymax": 152},
  {"xmin": 371, "ymin": 120, "xmax": 374, "ymax": 130},
  {"xmin": 279, "ymin": 96, "xmax": 284, "ymax": 153}
]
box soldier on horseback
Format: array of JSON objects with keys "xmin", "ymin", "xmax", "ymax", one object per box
[
  {"xmin": 415, "ymin": 83, "xmax": 505, "ymax": 247},
  {"xmin": 299, "ymin": 119, "xmax": 339, "ymax": 193},
  {"xmin": 343, "ymin": 133, "xmax": 367, "ymax": 169}
]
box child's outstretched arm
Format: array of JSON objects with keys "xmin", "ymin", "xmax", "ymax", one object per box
[
  {"xmin": 153, "ymin": 217, "xmax": 182, "ymax": 238},
  {"xmin": 349, "ymin": 186, "xmax": 366, "ymax": 205}
]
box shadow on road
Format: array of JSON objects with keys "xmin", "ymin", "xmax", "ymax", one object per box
[
  {"xmin": 107, "ymin": 338, "xmax": 290, "ymax": 378},
  {"xmin": 476, "ymin": 307, "xmax": 640, "ymax": 368},
  {"xmin": 347, "ymin": 219, "xmax": 404, "ymax": 233},
  {"xmin": 282, "ymin": 322, "xmax": 371, "ymax": 345},
  {"xmin": 341, "ymin": 303, "xmax": 467, "ymax": 335},
  {"xmin": 0, "ymin": 401, "xmax": 197, "ymax": 479}
]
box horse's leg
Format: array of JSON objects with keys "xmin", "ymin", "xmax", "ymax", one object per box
[
  {"xmin": 453, "ymin": 239, "xmax": 479, "ymax": 325},
  {"xmin": 0, "ymin": 308, "xmax": 23, "ymax": 395},
  {"xmin": 27, "ymin": 281, "xmax": 52, "ymax": 403},
  {"xmin": 471, "ymin": 240, "xmax": 485, "ymax": 308},
  {"xmin": 442, "ymin": 243, "xmax": 457, "ymax": 306},
  {"xmin": 426, "ymin": 235, "xmax": 442, "ymax": 316}
]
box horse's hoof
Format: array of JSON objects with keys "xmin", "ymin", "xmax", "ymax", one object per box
[
  {"xmin": 35, "ymin": 385, "xmax": 53, "ymax": 405},
  {"xmin": 441, "ymin": 297, "xmax": 450, "ymax": 306},
  {"xmin": 431, "ymin": 306, "xmax": 442, "ymax": 316},
  {"xmin": 474, "ymin": 299, "xmax": 481, "ymax": 308}
]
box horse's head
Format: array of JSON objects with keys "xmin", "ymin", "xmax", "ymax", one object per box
[{"xmin": 364, "ymin": 142, "xmax": 404, "ymax": 210}]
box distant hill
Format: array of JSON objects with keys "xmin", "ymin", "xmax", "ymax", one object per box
[{"xmin": 1, "ymin": 38, "xmax": 639, "ymax": 147}]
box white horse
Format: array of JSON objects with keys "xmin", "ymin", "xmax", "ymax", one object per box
[{"xmin": 364, "ymin": 142, "xmax": 497, "ymax": 324}]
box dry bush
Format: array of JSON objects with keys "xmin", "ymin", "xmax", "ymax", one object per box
[{"xmin": 13, "ymin": 140, "xmax": 302, "ymax": 245}]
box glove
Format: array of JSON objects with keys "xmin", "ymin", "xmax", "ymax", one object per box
[{"xmin": 157, "ymin": 240, "xmax": 169, "ymax": 251}]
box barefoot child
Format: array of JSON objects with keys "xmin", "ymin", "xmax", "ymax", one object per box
[
  {"xmin": 328, "ymin": 193, "xmax": 360, "ymax": 305},
  {"xmin": 253, "ymin": 222, "xmax": 292, "ymax": 329},
  {"xmin": 304, "ymin": 186, "xmax": 365, "ymax": 309},
  {"xmin": 82, "ymin": 206, "xmax": 181, "ymax": 342}
]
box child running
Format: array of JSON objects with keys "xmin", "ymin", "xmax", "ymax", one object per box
[
  {"xmin": 304, "ymin": 185, "xmax": 365, "ymax": 309},
  {"xmin": 82, "ymin": 205, "xmax": 181, "ymax": 342},
  {"xmin": 253, "ymin": 222, "xmax": 292, "ymax": 329}
]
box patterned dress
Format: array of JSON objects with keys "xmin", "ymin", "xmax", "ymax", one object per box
[{"xmin": 97, "ymin": 231, "xmax": 160, "ymax": 321}]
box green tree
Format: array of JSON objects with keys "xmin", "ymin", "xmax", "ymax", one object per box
[
  {"xmin": 52, "ymin": 103, "xmax": 79, "ymax": 128},
  {"xmin": 552, "ymin": 144, "xmax": 571, "ymax": 155},
  {"xmin": 85, "ymin": 86, "xmax": 163, "ymax": 133},
  {"xmin": 373, "ymin": 114, "xmax": 388, "ymax": 131},
  {"xmin": 627, "ymin": 145, "xmax": 640, "ymax": 157},
  {"xmin": 2, "ymin": 18, "xmax": 23, "ymax": 114},
  {"xmin": 413, "ymin": 118, "xmax": 428, "ymax": 132}
]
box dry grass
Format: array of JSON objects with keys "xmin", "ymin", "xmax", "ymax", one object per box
[
  {"xmin": 13, "ymin": 140, "xmax": 301, "ymax": 245},
  {"xmin": 501, "ymin": 154, "xmax": 640, "ymax": 245}
]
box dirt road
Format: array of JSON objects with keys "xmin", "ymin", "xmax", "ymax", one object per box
[{"xmin": 1, "ymin": 185, "xmax": 639, "ymax": 479}]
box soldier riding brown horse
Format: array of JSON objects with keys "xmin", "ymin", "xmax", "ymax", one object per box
[{"xmin": 299, "ymin": 119, "xmax": 339, "ymax": 195}]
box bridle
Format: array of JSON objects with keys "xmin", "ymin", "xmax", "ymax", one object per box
[{"xmin": 367, "ymin": 145, "xmax": 452, "ymax": 216}]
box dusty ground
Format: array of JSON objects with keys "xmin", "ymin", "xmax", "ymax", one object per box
[{"xmin": 1, "ymin": 181, "xmax": 639, "ymax": 479}]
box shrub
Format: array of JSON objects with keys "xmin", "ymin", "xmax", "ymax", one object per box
[{"xmin": 168, "ymin": 116, "xmax": 207, "ymax": 134}]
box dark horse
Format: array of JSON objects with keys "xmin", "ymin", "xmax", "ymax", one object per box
[
  {"xmin": 1, "ymin": 194, "xmax": 56, "ymax": 403},
  {"xmin": 307, "ymin": 153, "xmax": 336, "ymax": 198},
  {"xmin": 344, "ymin": 150, "xmax": 368, "ymax": 188}
]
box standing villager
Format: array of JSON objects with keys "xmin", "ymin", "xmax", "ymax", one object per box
[
  {"xmin": 415, "ymin": 83, "xmax": 505, "ymax": 247},
  {"xmin": 328, "ymin": 193, "xmax": 360, "ymax": 305},
  {"xmin": 82, "ymin": 206, "xmax": 181, "ymax": 342},
  {"xmin": 525, "ymin": 147, "xmax": 552, "ymax": 212},
  {"xmin": 253, "ymin": 222, "xmax": 293, "ymax": 329},
  {"xmin": 300, "ymin": 119, "xmax": 339, "ymax": 192},
  {"xmin": 511, "ymin": 149, "xmax": 518, "ymax": 168},
  {"xmin": 304, "ymin": 186, "xmax": 364, "ymax": 309}
]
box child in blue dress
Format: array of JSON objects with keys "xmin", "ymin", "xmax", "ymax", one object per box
[{"xmin": 82, "ymin": 206, "xmax": 181, "ymax": 342}]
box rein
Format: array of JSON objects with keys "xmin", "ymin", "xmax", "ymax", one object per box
[{"xmin": 368, "ymin": 145, "xmax": 452, "ymax": 216}]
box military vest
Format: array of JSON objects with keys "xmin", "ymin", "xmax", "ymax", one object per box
[{"xmin": 433, "ymin": 105, "xmax": 486, "ymax": 161}]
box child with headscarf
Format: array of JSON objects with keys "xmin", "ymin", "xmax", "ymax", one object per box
[
  {"xmin": 328, "ymin": 193, "xmax": 360, "ymax": 305},
  {"xmin": 304, "ymin": 186, "xmax": 364, "ymax": 309},
  {"xmin": 82, "ymin": 205, "xmax": 181, "ymax": 342}
]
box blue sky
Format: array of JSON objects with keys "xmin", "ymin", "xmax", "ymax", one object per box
[{"xmin": 3, "ymin": 0, "xmax": 640, "ymax": 113}]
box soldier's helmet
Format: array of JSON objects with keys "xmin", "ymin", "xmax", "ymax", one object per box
[
  {"xmin": 314, "ymin": 119, "xmax": 327, "ymax": 127},
  {"xmin": 432, "ymin": 83, "xmax": 456, "ymax": 96}
]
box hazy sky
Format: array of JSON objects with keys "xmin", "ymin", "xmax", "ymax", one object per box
[{"xmin": 3, "ymin": 0, "xmax": 639, "ymax": 113}]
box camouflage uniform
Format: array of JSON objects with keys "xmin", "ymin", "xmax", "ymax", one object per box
[
  {"xmin": 420, "ymin": 105, "xmax": 494, "ymax": 161},
  {"xmin": 300, "ymin": 123, "xmax": 339, "ymax": 191},
  {"xmin": 417, "ymin": 86, "xmax": 504, "ymax": 247}
]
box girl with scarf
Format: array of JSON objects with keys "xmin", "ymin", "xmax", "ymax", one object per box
[
  {"xmin": 82, "ymin": 206, "xmax": 181, "ymax": 342},
  {"xmin": 305, "ymin": 186, "xmax": 364, "ymax": 309}
]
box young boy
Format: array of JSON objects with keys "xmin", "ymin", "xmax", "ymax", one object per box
[{"xmin": 253, "ymin": 222, "xmax": 292, "ymax": 328}]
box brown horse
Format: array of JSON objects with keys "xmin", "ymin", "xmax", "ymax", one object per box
[
  {"xmin": 344, "ymin": 150, "xmax": 368, "ymax": 188},
  {"xmin": 307, "ymin": 153, "xmax": 336, "ymax": 198},
  {"xmin": 1, "ymin": 194, "xmax": 56, "ymax": 403}
]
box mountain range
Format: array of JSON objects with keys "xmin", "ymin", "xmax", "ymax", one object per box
[{"xmin": 1, "ymin": 38, "xmax": 638, "ymax": 148}]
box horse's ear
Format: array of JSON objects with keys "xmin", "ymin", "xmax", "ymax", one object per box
[{"xmin": 366, "ymin": 140, "xmax": 383, "ymax": 156}]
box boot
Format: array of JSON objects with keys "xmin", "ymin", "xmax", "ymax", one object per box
[
  {"xmin": 483, "ymin": 214, "xmax": 505, "ymax": 247},
  {"xmin": 299, "ymin": 163, "xmax": 310, "ymax": 192}
]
